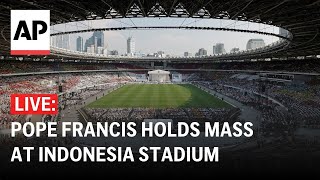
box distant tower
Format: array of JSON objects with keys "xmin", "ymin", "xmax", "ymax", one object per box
[
  {"xmin": 76, "ymin": 36, "xmax": 83, "ymax": 52},
  {"xmin": 212, "ymin": 45, "xmax": 216, "ymax": 54},
  {"xmin": 215, "ymin": 43, "xmax": 225, "ymax": 54},
  {"xmin": 94, "ymin": 36, "xmax": 98, "ymax": 53},
  {"xmin": 97, "ymin": 46, "xmax": 104, "ymax": 54},
  {"xmin": 87, "ymin": 45, "xmax": 95, "ymax": 54},
  {"xmin": 184, "ymin": 52, "xmax": 191, "ymax": 57},
  {"xmin": 196, "ymin": 48, "xmax": 207, "ymax": 57},
  {"xmin": 199, "ymin": 48, "xmax": 207, "ymax": 56},
  {"xmin": 127, "ymin": 37, "xmax": 135, "ymax": 55},
  {"xmin": 84, "ymin": 31, "xmax": 104, "ymax": 53}
]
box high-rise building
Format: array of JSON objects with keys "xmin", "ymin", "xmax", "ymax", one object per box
[
  {"xmin": 184, "ymin": 52, "xmax": 192, "ymax": 57},
  {"xmin": 246, "ymin": 39, "xmax": 265, "ymax": 50},
  {"xmin": 215, "ymin": 43, "xmax": 225, "ymax": 54},
  {"xmin": 127, "ymin": 37, "xmax": 135, "ymax": 55},
  {"xmin": 86, "ymin": 45, "xmax": 95, "ymax": 54},
  {"xmin": 84, "ymin": 31, "xmax": 104, "ymax": 53},
  {"xmin": 212, "ymin": 45, "xmax": 216, "ymax": 54},
  {"xmin": 97, "ymin": 46, "xmax": 104, "ymax": 54},
  {"xmin": 196, "ymin": 48, "xmax": 207, "ymax": 57},
  {"xmin": 76, "ymin": 36, "xmax": 83, "ymax": 52},
  {"xmin": 94, "ymin": 37, "xmax": 98, "ymax": 53}
]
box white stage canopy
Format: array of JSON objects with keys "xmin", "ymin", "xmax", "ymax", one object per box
[{"xmin": 148, "ymin": 70, "xmax": 170, "ymax": 82}]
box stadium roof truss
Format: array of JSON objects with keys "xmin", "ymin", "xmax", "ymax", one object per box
[{"xmin": 1, "ymin": 0, "xmax": 320, "ymax": 60}]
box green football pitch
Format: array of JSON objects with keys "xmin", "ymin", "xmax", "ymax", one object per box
[{"xmin": 87, "ymin": 84, "xmax": 231, "ymax": 108}]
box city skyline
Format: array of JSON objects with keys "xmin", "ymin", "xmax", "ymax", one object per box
[
  {"xmin": 71, "ymin": 31, "xmax": 270, "ymax": 57},
  {"xmin": 84, "ymin": 31, "xmax": 104, "ymax": 54},
  {"xmin": 50, "ymin": 18, "xmax": 279, "ymax": 56}
]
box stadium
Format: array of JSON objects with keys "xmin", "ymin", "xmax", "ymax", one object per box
[{"xmin": 1, "ymin": 0, "xmax": 320, "ymax": 174}]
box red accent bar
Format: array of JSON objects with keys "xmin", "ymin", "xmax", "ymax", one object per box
[
  {"xmin": 11, "ymin": 94, "xmax": 58, "ymax": 115},
  {"xmin": 10, "ymin": 50, "xmax": 50, "ymax": 55}
]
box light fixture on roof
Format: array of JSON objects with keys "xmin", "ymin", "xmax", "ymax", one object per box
[
  {"xmin": 193, "ymin": 7, "xmax": 211, "ymax": 18},
  {"xmin": 86, "ymin": 12, "xmax": 97, "ymax": 20}
]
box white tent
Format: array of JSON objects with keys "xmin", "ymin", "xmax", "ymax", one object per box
[{"xmin": 148, "ymin": 69, "xmax": 170, "ymax": 82}]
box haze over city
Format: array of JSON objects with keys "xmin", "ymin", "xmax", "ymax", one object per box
[{"xmin": 51, "ymin": 18, "xmax": 280, "ymax": 56}]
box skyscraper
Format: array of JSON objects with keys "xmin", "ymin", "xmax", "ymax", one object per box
[
  {"xmin": 127, "ymin": 37, "xmax": 135, "ymax": 55},
  {"xmin": 196, "ymin": 48, "xmax": 207, "ymax": 57},
  {"xmin": 97, "ymin": 46, "xmax": 104, "ymax": 54},
  {"xmin": 87, "ymin": 45, "xmax": 95, "ymax": 54},
  {"xmin": 76, "ymin": 36, "xmax": 83, "ymax": 52},
  {"xmin": 184, "ymin": 52, "xmax": 192, "ymax": 57},
  {"xmin": 246, "ymin": 39, "xmax": 265, "ymax": 50},
  {"xmin": 215, "ymin": 43, "xmax": 225, "ymax": 54},
  {"xmin": 84, "ymin": 31, "xmax": 104, "ymax": 53}
]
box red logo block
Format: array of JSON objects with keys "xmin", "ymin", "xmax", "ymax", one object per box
[{"xmin": 11, "ymin": 94, "xmax": 58, "ymax": 115}]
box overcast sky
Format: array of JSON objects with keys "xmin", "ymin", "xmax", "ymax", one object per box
[{"xmin": 51, "ymin": 18, "xmax": 280, "ymax": 56}]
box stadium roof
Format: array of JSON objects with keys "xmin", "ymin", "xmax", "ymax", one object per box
[{"xmin": 1, "ymin": 0, "xmax": 320, "ymax": 58}]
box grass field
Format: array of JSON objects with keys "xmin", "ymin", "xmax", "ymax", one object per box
[{"xmin": 87, "ymin": 84, "xmax": 231, "ymax": 108}]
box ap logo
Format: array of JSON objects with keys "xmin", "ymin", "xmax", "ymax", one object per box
[{"xmin": 11, "ymin": 10, "xmax": 50, "ymax": 55}]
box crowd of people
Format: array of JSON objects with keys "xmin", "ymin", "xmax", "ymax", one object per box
[
  {"xmin": 1, "ymin": 59, "xmax": 320, "ymax": 75},
  {"xmin": 0, "ymin": 61, "xmax": 119, "ymax": 74},
  {"xmin": 0, "ymin": 60, "xmax": 149, "ymax": 74},
  {"xmin": 1, "ymin": 60, "xmax": 319, "ymax": 139},
  {"xmin": 0, "ymin": 72, "xmax": 132, "ymax": 130},
  {"xmin": 195, "ymin": 71, "xmax": 320, "ymax": 136},
  {"xmin": 172, "ymin": 59, "xmax": 320, "ymax": 73},
  {"xmin": 84, "ymin": 108, "xmax": 132, "ymax": 123},
  {"xmin": 83, "ymin": 107, "xmax": 240, "ymax": 130}
]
